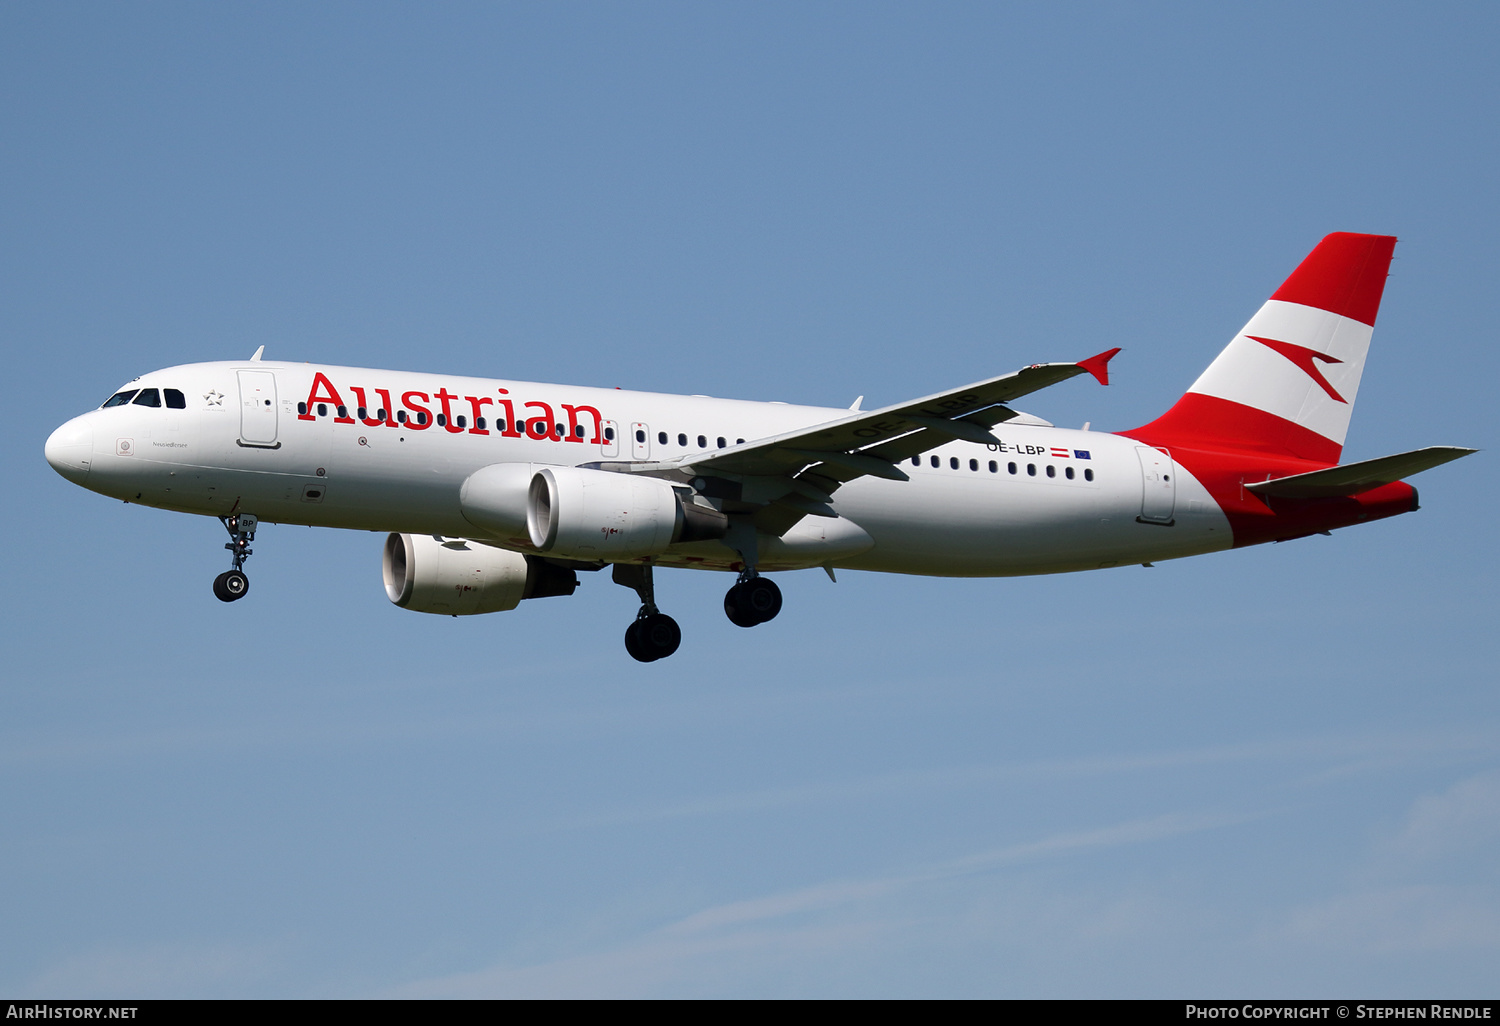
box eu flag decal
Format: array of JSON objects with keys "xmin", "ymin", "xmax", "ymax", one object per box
[{"xmin": 1073, "ymin": 450, "xmax": 1091, "ymax": 460}]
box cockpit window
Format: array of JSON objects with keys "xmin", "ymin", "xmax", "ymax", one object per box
[
  {"xmin": 102, "ymin": 390, "xmax": 138, "ymax": 408},
  {"xmin": 132, "ymin": 388, "xmax": 161, "ymax": 407},
  {"xmin": 164, "ymin": 388, "xmax": 186, "ymax": 409}
]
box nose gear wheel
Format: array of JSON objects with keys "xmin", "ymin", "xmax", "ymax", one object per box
[{"xmin": 213, "ymin": 569, "xmax": 250, "ymax": 602}]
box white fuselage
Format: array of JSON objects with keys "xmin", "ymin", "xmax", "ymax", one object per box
[{"xmin": 47, "ymin": 360, "xmax": 1234, "ymax": 577}]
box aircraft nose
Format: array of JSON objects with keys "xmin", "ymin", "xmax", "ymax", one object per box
[{"xmin": 45, "ymin": 416, "xmax": 94, "ymax": 483}]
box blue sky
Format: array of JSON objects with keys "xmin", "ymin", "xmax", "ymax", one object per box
[{"xmin": 2, "ymin": 2, "xmax": 1496, "ymax": 997}]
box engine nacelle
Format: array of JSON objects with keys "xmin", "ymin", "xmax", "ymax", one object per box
[
  {"xmin": 526, "ymin": 465, "xmax": 728, "ymax": 559},
  {"xmin": 458, "ymin": 462, "xmax": 542, "ymax": 542},
  {"xmin": 382, "ymin": 533, "xmax": 578, "ymax": 615}
]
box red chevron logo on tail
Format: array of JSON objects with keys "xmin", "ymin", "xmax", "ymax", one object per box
[{"xmin": 1246, "ymin": 335, "xmax": 1347, "ymax": 403}]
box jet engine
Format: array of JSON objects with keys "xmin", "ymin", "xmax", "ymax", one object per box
[
  {"xmin": 383, "ymin": 533, "xmax": 578, "ymax": 615},
  {"xmin": 526, "ymin": 466, "xmax": 728, "ymax": 559},
  {"xmin": 458, "ymin": 462, "xmax": 542, "ymax": 541}
]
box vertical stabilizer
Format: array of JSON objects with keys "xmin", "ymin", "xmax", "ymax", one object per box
[{"xmin": 1130, "ymin": 233, "xmax": 1397, "ymax": 463}]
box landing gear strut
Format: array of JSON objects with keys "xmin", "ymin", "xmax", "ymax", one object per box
[
  {"xmin": 213, "ymin": 513, "xmax": 257, "ymax": 603},
  {"xmin": 613, "ymin": 563, "xmax": 681, "ymax": 663},
  {"xmin": 724, "ymin": 571, "xmax": 781, "ymax": 627}
]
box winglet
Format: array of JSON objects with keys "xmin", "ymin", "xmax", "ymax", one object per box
[
  {"xmin": 1076, "ymin": 347, "xmax": 1121, "ymax": 386},
  {"xmin": 250, "ymin": 345, "xmax": 265, "ymax": 362}
]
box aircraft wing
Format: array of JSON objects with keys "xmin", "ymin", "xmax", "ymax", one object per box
[
  {"xmin": 1245, "ymin": 446, "xmax": 1477, "ymax": 499},
  {"xmin": 648, "ymin": 348, "xmax": 1121, "ymax": 483},
  {"xmin": 626, "ymin": 348, "xmax": 1120, "ymax": 534}
]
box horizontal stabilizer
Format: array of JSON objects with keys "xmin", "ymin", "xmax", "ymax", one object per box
[{"xmin": 1245, "ymin": 446, "xmax": 1476, "ymax": 499}]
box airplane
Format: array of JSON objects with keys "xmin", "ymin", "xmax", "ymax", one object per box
[{"xmin": 44, "ymin": 232, "xmax": 1475, "ymax": 662}]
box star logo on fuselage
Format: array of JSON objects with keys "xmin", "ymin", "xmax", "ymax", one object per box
[
  {"xmin": 204, "ymin": 390, "xmax": 224, "ymax": 407},
  {"xmin": 1246, "ymin": 335, "xmax": 1347, "ymax": 404}
]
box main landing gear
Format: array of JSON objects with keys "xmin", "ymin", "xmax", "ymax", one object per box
[
  {"xmin": 213, "ymin": 513, "xmax": 257, "ymax": 603},
  {"xmin": 724, "ymin": 572, "xmax": 781, "ymax": 628},
  {"xmin": 613, "ymin": 563, "xmax": 681, "ymax": 663},
  {"xmin": 609, "ymin": 556, "xmax": 783, "ymax": 663}
]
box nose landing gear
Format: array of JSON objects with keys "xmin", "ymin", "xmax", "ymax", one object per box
[
  {"xmin": 613, "ymin": 562, "xmax": 681, "ymax": 662},
  {"xmin": 214, "ymin": 513, "xmax": 257, "ymax": 603}
]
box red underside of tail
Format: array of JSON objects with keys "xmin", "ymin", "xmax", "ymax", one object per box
[{"xmin": 1121, "ymin": 395, "xmax": 1415, "ymax": 546}]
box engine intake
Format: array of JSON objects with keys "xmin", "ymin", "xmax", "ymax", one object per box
[
  {"xmin": 383, "ymin": 533, "xmax": 578, "ymax": 615},
  {"xmin": 526, "ymin": 466, "xmax": 728, "ymax": 559}
]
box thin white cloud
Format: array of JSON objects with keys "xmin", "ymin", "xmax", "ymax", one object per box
[
  {"xmin": 1379, "ymin": 768, "xmax": 1500, "ymax": 866},
  {"xmin": 540, "ymin": 727, "xmax": 1500, "ymax": 834},
  {"xmin": 388, "ymin": 808, "xmax": 1240, "ymax": 998},
  {"xmin": 1273, "ymin": 769, "xmax": 1500, "ymax": 957},
  {"xmin": 1282, "ymin": 885, "xmax": 1500, "ymax": 955}
]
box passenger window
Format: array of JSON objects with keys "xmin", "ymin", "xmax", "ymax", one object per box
[
  {"xmin": 1046, "ymin": 465, "xmax": 1055, "ymax": 478},
  {"xmin": 477, "ymin": 417, "xmax": 487, "ymax": 430},
  {"xmin": 132, "ymin": 389, "xmax": 161, "ymax": 407},
  {"xmin": 436, "ymin": 413, "xmax": 447, "ymax": 426},
  {"xmin": 658, "ymin": 431, "xmax": 667, "ymax": 445},
  {"xmin": 1008, "ymin": 462, "xmax": 1017, "ymax": 474},
  {"xmin": 988, "ymin": 461, "xmax": 997, "ymax": 473},
  {"xmin": 1027, "ymin": 464, "xmax": 1036, "ymax": 476},
  {"xmin": 736, "ymin": 438, "xmax": 744, "ymax": 444},
  {"xmin": 949, "ymin": 457, "xmax": 959, "ymax": 469},
  {"xmin": 635, "ymin": 429, "xmax": 646, "ymax": 443},
  {"xmin": 164, "ymin": 389, "xmax": 186, "ymax": 409},
  {"xmin": 678, "ymin": 433, "xmax": 687, "ymax": 446},
  {"xmin": 717, "ymin": 436, "xmax": 726, "ymax": 448},
  {"xmin": 556, "ymin": 423, "xmax": 564, "ymax": 437},
  {"xmin": 697, "ymin": 434, "xmax": 707, "ymax": 448},
  {"xmin": 337, "ymin": 405, "xmax": 348, "ymax": 419},
  {"xmin": 969, "ymin": 459, "xmax": 978, "ymax": 471},
  {"xmin": 912, "ymin": 456, "xmax": 921, "ymax": 466},
  {"xmin": 417, "ymin": 411, "xmax": 428, "ymax": 425},
  {"xmin": 357, "ymin": 406, "xmax": 367, "ymax": 419},
  {"xmin": 397, "ymin": 410, "xmax": 408, "ymax": 423},
  {"xmin": 604, "ymin": 426, "xmax": 615, "ymax": 440},
  {"xmin": 317, "ymin": 403, "xmax": 328, "ymax": 417},
  {"xmin": 573, "ymin": 424, "xmax": 584, "ymax": 438},
  {"xmin": 377, "ymin": 409, "xmax": 387, "ymax": 422},
  {"xmin": 930, "ymin": 455, "xmax": 940, "ymax": 468},
  {"xmin": 1065, "ymin": 466, "xmax": 1074, "ymax": 479},
  {"xmin": 457, "ymin": 415, "xmax": 467, "ymax": 428},
  {"xmin": 1084, "ymin": 468, "xmax": 1094, "ymax": 481},
  {"xmin": 102, "ymin": 390, "xmax": 139, "ymax": 408}
]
